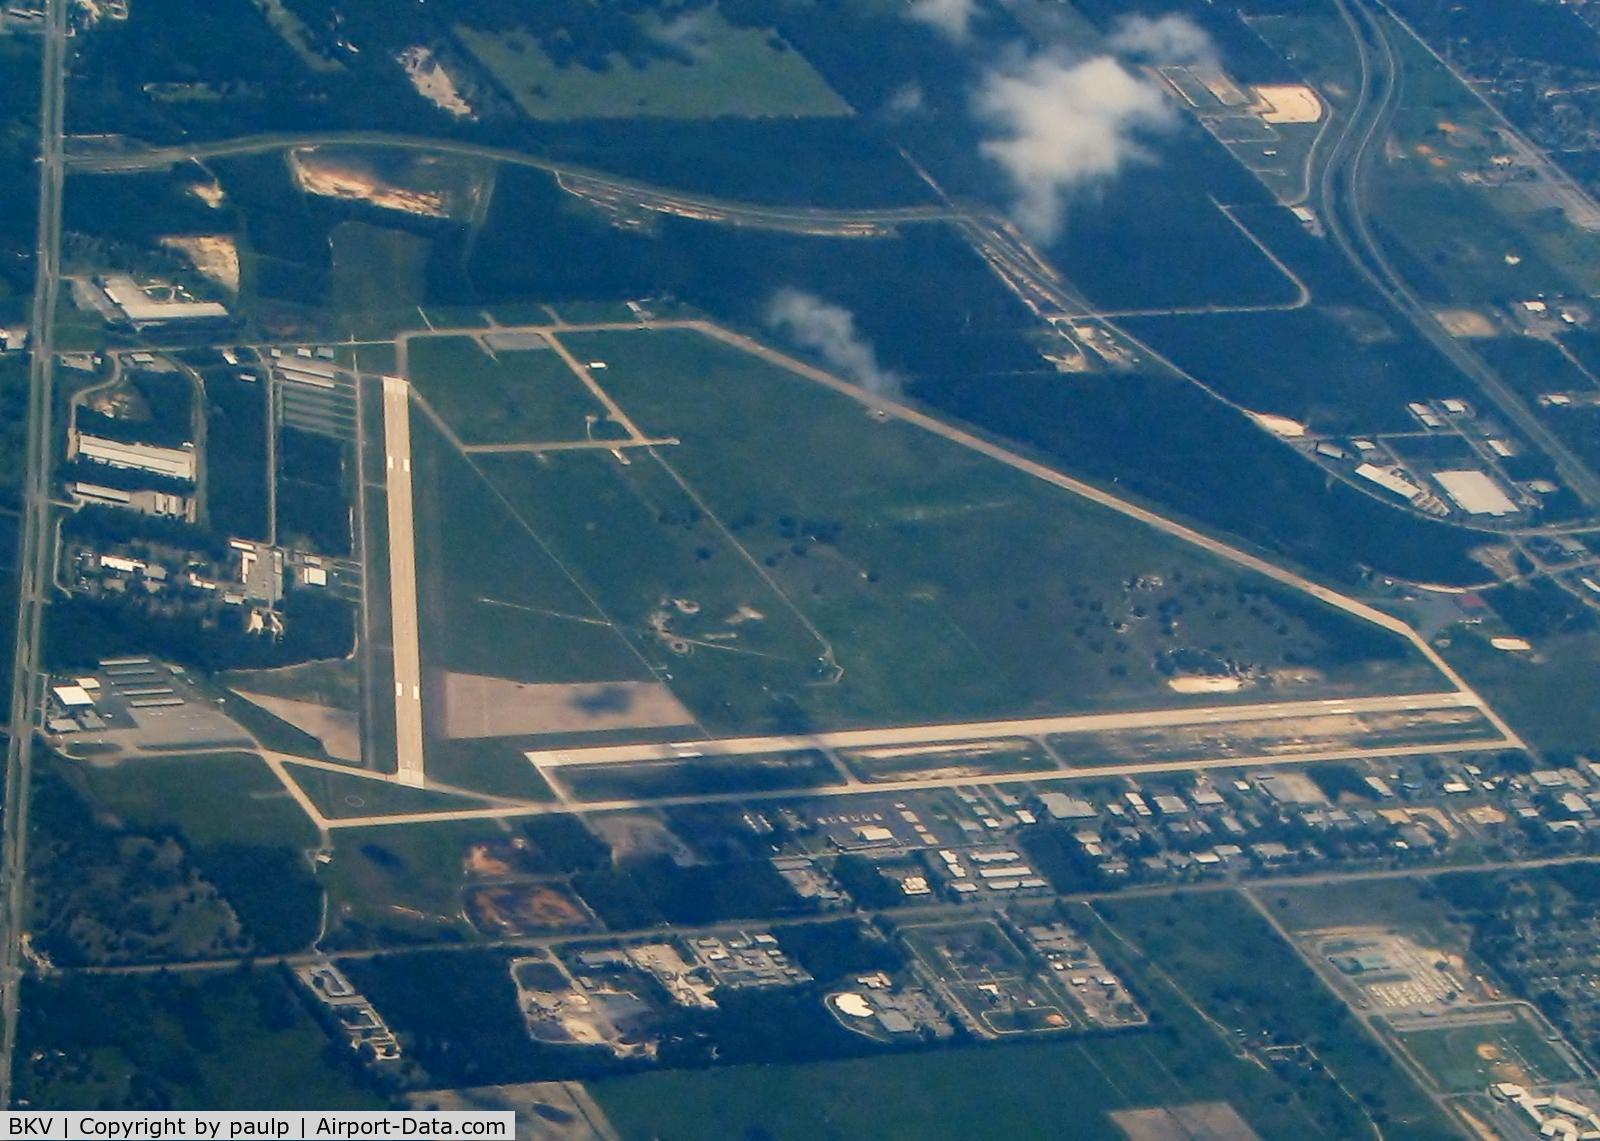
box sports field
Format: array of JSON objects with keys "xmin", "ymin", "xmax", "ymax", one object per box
[{"xmin": 1392, "ymin": 1009, "xmax": 1578, "ymax": 1093}]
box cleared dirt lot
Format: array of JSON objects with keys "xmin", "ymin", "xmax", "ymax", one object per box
[{"xmin": 440, "ymin": 674, "xmax": 694, "ymax": 738}]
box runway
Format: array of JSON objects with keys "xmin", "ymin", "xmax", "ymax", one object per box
[
  {"xmin": 524, "ymin": 690, "xmax": 1488, "ymax": 768},
  {"xmin": 382, "ymin": 375, "xmax": 426, "ymax": 787}
]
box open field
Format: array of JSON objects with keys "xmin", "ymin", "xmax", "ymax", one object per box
[
  {"xmin": 406, "ymin": 334, "xmax": 616, "ymax": 445},
  {"xmin": 1443, "ymin": 631, "xmax": 1600, "ymax": 755},
  {"xmin": 319, "ymin": 818, "xmax": 501, "ymax": 944},
  {"xmin": 1097, "ymin": 892, "xmax": 1457, "ymax": 1140},
  {"xmin": 455, "ymin": 11, "xmax": 849, "ymax": 121},
  {"xmin": 284, "ymin": 763, "xmax": 486, "ymax": 820},
  {"xmin": 1259, "ymin": 877, "xmax": 1463, "ymax": 943},
  {"xmin": 78, "ymin": 751, "xmax": 316, "ymax": 849},
  {"xmin": 449, "ymin": 325, "xmax": 1443, "ymax": 739},
  {"xmin": 409, "ymin": 406, "xmax": 654, "ymax": 689}
]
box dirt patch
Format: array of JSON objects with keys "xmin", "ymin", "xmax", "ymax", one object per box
[
  {"xmin": 441, "ymin": 673, "xmax": 695, "ymax": 738},
  {"xmin": 1113, "ymin": 1102, "xmax": 1261, "ymax": 1141},
  {"xmin": 290, "ymin": 148, "xmax": 452, "ymax": 218},
  {"xmin": 1167, "ymin": 676, "xmax": 1245, "ymax": 694},
  {"xmin": 1434, "ymin": 307, "xmax": 1500, "ymax": 339},
  {"xmin": 232, "ymin": 690, "xmax": 362, "ymax": 761},
  {"xmin": 160, "ymin": 235, "xmax": 240, "ymax": 292},
  {"xmin": 1254, "ymin": 83, "xmax": 1322, "ymax": 124},
  {"xmin": 396, "ymin": 46, "xmax": 474, "ymax": 118},
  {"xmin": 590, "ymin": 812, "xmax": 695, "ymax": 865},
  {"xmin": 464, "ymin": 883, "xmax": 590, "ymax": 936},
  {"xmin": 464, "ymin": 838, "xmax": 544, "ymax": 878}
]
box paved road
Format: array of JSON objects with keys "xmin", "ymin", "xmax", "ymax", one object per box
[
  {"xmin": 56, "ymin": 849, "xmax": 1600, "ymax": 979},
  {"xmin": 526, "ymin": 691, "xmax": 1484, "ymax": 767},
  {"xmin": 380, "ymin": 376, "xmax": 426, "ymax": 788},
  {"xmin": 0, "ymin": 0, "xmax": 68, "ymax": 1107},
  {"xmin": 64, "ymin": 130, "xmax": 961, "ymax": 232}
]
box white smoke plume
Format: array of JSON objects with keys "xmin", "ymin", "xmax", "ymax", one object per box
[
  {"xmin": 1108, "ymin": 13, "xmax": 1216, "ymax": 67},
  {"xmin": 766, "ymin": 289, "xmax": 901, "ymax": 398},
  {"xmin": 974, "ymin": 52, "xmax": 1179, "ymax": 242},
  {"xmin": 907, "ymin": 0, "xmax": 979, "ymax": 42}
]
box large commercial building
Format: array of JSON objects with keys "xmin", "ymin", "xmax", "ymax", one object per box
[
  {"xmin": 97, "ymin": 274, "xmax": 229, "ymax": 329},
  {"xmin": 72, "ymin": 434, "xmax": 196, "ymax": 482}
]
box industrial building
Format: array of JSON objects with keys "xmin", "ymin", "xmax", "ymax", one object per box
[
  {"xmin": 96, "ymin": 274, "xmax": 229, "ymax": 329},
  {"xmin": 1433, "ymin": 469, "xmax": 1520, "ymax": 516},
  {"xmin": 70, "ymin": 481, "xmax": 193, "ymax": 519},
  {"xmin": 71, "ymin": 434, "xmax": 196, "ymax": 482}
]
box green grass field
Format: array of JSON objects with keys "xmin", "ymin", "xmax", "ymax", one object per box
[
  {"xmin": 319, "ymin": 818, "xmax": 502, "ymax": 944},
  {"xmin": 425, "ymin": 737, "xmax": 559, "ymax": 800},
  {"xmin": 283, "ymin": 763, "xmax": 488, "ymax": 819},
  {"xmin": 1393, "ymin": 1009, "xmax": 1577, "ymax": 1093},
  {"xmin": 81, "ymin": 752, "xmax": 316, "ymax": 848},
  {"xmin": 409, "ymin": 405, "xmax": 653, "ymax": 686},
  {"xmin": 1443, "ymin": 629, "xmax": 1600, "ymax": 754},
  {"xmin": 1261, "ymin": 877, "xmax": 1461, "ymax": 942},
  {"xmin": 225, "ymin": 656, "xmax": 361, "ymax": 712},
  {"xmin": 330, "ymin": 220, "xmax": 430, "ymax": 338},
  {"xmin": 455, "ymin": 9, "xmax": 848, "ymax": 121},
  {"xmin": 406, "ymin": 334, "xmax": 614, "ymax": 445},
  {"xmin": 508, "ymin": 327, "xmax": 1438, "ymax": 730}
]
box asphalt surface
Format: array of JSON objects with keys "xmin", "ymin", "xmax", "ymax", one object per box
[
  {"xmin": 524, "ymin": 691, "xmax": 1485, "ymax": 767},
  {"xmin": 381, "ymin": 376, "xmax": 426, "ymax": 788}
]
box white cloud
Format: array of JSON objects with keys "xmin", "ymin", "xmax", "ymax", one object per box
[
  {"xmin": 907, "ymin": 0, "xmax": 979, "ymax": 42},
  {"xmin": 648, "ymin": 10, "xmax": 715, "ymax": 61},
  {"xmin": 766, "ymin": 289, "xmax": 900, "ymax": 398},
  {"xmin": 1108, "ymin": 13, "xmax": 1216, "ymax": 67},
  {"xmin": 974, "ymin": 52, "xmax": 1178, "ymax": 242},
  {"xmin": 886, "ymin": 81, "xmax": 926, "ymax": 116}
]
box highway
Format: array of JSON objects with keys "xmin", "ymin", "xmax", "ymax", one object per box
[
  {"xmin": 0, "ymin": 0, "xmax": 68, "ymax": 1107},
  {"xmin": 64, "ymin": 130, "xmax": 962, "ymax": 233},
  {"xmin": 380, "ymin": 376, "xmax": 426, "ymax": 788},
  {"xmin": 1321, "ymin": 0, "xmax": 1600, "ymax": 510}
]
